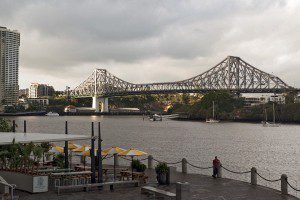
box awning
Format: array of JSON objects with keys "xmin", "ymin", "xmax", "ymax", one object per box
[{"xmin": 0, "ymin": 132, "xmax": 92, "ymax": 145}]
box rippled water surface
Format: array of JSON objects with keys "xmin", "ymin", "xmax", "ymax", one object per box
[{"xmin": 7, "ymin": 115, "xmax": 300, "ymax": 194}]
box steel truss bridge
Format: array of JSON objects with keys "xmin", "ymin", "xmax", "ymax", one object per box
[{"xmin": 71, "ymin": 56, "xmax": 296, "ymax": 99}]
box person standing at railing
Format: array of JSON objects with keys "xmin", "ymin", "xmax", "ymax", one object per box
[{"xmin": 212, "ymin": 156, "xmax": 221, "ymax": 178}]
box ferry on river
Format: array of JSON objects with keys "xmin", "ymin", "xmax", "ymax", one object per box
[{"xmin": 45, "ymin": 112, "xmax": 60, "ymax": 116}]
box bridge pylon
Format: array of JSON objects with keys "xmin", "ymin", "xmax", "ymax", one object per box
[{"xmin": 92, "ymin": 96, "xmax": 109, "ymax": 112}]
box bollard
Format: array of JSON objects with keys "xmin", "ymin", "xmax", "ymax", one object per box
[
  {"xmin": 251, "ymin": 167, "xmax": 257, "ymax": 185},
  {"xmin": 12, "ymin": 120, "xmax": 16, "ymax": 133},
  {"xmin": 281, "ymin": 174, "xmax": 288, "ymax": 195},
  {"xmin": 217, "ymin": 165, "xmax": 222, "ymax": 178},
  {"xmin": 148, "ymin": 155, "xmax": 153, "ymax": 169},
  {"xmin": 23, "ymin": 120, "xmax": 27, "ymax": 133},
  {"xmin": 182, "ymin": 158, "xmax": 187, "ymax": 174},
  {"xmin": 114, "ymin": 154, "xmax": 119, "ymax": 166},
  {"xmin": 176, "ymin": 182, "xmax": 190, "ymax": 200}
]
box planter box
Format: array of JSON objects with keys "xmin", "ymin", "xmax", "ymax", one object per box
[{"xmin": 0, "ymin": 171, "xmax": 48, "ymax": 193}]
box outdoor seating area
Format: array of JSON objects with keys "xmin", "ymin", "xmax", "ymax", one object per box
[{"xmin": 0, "ymin": 125, "xmax": 150, "ymax": 198}]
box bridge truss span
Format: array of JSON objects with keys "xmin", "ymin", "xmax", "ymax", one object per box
[{"xmin": 71, "ymin": 56, "xmax": 294, "ymax": 98}]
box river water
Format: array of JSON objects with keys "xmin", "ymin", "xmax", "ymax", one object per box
[{"xmin": 6, "ymin": 115, "xmax": 300, "ymax": 195}]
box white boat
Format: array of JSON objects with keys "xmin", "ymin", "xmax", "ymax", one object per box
[
  {"xmin": 46, "ymin": 112, "xmax": 60, "ymax": 116},
  {"xmin": 206, "ymin": 118, "xmax": 220, "ymax": 123},
  {"xmin": 206, "ymin": 101, "xmax": 220, "ymax": 123},
  {"xmin": 262, "ymin": 103, "xmax": 280, "ymax": 127},
  {"xmin": 149, "ymin": 114, "xmax": 162, "ymax": 121}
]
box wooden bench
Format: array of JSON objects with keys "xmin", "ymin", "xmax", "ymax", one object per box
[
  {"xmin": 57, "ymin": 180, "xmax": 139, "ymax": 195},
  {"xmin": 141, "ymin": 186, "xmax": 176, "ymax": 200}
]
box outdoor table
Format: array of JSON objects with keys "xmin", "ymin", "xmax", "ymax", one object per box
[
  {"xmin": 120, "ymin": 171, "xmax": 147, "ymax": 182},
  {"xmin": 75, "ymin": 165, "xmax": 110, "ymax": 175}
]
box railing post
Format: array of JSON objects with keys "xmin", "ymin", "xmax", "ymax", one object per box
[
  {"xmin": 281, "ymin": 174, "xmax": 288, "ymax": 195},
  {"xmin": 176, "ymin": 182, "xmax": 190, "ymax": 200},
  {"xmin": 114, "ymin": 153, "xmax": 119, "ymax": 166},
  {"xmin": 217, "ymin": 165, "xmax": 222, "ymax": 178},
  {"xmin": 148, "ymin": 155, "xmax": 153, "ymax": 169},
  {"xmin": 182, "ymin": 158, "xmax": 187, "ymax": 174},
  {"xmin": 23, "ymin": 120, "xmax": 26, "ymax": 133},
  {"xmin": 12, "ymin": 120, "xmax": 16, "ymax": 132},
  {"xmin": 251, "ymin": 167, "xmax": 257, "ymax": 185}
]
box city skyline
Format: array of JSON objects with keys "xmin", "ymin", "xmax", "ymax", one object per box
[{"xmin": 1, "ymin": 1, "xmax": 300, "ymax": 90}]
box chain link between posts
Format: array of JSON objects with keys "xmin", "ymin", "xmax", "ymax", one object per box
[
  {"xmin": 221, "ymin": 165, "xmax": 251, "ymax": 174},
  {"xmin": 153, "ymin": 158, "xmax": 182, "ymax": 165},
  {"xmin": 255, "ymin": 172, "xmax": 281, "ymax": 182},
  {"xmin": 187, "ymin": 161, "xmax": 213, "ymax": 170},
  {"xmin": 287, "ymin": 180, "xmax": 300, "ymax": 192}
]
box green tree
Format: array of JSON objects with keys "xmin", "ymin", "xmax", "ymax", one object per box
[{"xmin": 0, "ymin": 118, "xmax": 12, "ymax": 132}]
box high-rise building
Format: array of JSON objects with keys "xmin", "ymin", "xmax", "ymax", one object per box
[
  {"xmin": 0, "ymin": 26, "xmax": 20, "ymax": 105},
  {"xmin": 29, "ymin": 83, "xmax": 55, "ymax": 98}
]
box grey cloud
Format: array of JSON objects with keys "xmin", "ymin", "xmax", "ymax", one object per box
[{"xmin": 0, "ymin": 0, "xmax": 299, "ymax": 89}]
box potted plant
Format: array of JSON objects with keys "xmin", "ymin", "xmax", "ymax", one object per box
[
  {"xmin": 155, "ymin": 162, "xmax": 169, "ymax": 185},
  {"xmin": 131, "ymin": 159, "xmax": 147, "ymax": 172}
]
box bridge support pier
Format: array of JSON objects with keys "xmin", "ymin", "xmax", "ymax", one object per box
[{"xmin": 92, "ymin": 97, "xmax": 109, "ymax": 112}]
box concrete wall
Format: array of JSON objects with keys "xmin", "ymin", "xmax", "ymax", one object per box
[{"xmin": 0, "ymin": 171, "xmax": 48, "ymax": 193}]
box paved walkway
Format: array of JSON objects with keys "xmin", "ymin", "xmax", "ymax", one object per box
[{"xmin": 15, "ymin": 169, "xmax": 299, "ymax": 200}]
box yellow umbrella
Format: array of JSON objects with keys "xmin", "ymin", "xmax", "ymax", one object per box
[
  {"xmin": 102, "ymin": 146, "xmax": 127, "ymax": 180},
  {"xmin": 72, "ymin": 144, "xmax": 91, "ymax": 153},
  {"xmin": 49, "ymin": 146, "xmax": 64, "ymax": 154},
  {"xmin": 118, "ymin": 148, "xmax": 147, "ymax": 156},
  {"xmin": 80, "ymin": 148, "xmax": 107, "ymax": 171},
  {"xmin": 68, "ymin": 142, "xmax": 81, "ymax": 150},
  {"xmin": 102, "ymin": 146, "xmax": 127, "ymax": 155},
  {"xmin": 118, "ymin": 148, "xmax": 147, "ymax": 179},
  {"xmin": 82, "ymin": 148, "xmax": 107, "ymax": 157}
]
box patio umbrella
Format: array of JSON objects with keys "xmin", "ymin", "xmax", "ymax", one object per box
[
  {"xmin": 49, "ymin": 146, "xmax": 64, "ymax": 154},
  {"xmin": 72, "ymin": 145, "xmax": 91, "ymax": 169},
  {"xmin": 72, "ymin": 144, "xmax": 91, "ymax": 154},
  {"xmin": 68, "ymin": 142, "xmax": 81, "ymax": 150},
  {"xmin": 80, "ymin": 148, "xmax": 107, "ymax": 170},
  {"xmin": 68, "ymin": 142, "xmax": 81, "ymax": 168},
  {"xmin": 81, "ymin": 148, "xmax": 107, "ymax": 157},
  {"xmin": 102, "ymin": 146, "xmax": 127, "ymax": 180},
  {"xmin": 118, "ymin": 148, "xmax": 147, "ymax": 180}
]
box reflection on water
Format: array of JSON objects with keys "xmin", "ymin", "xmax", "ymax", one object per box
[{"xmin": 7, "ymin": 115, "xmax": 300, "ymax": 192}]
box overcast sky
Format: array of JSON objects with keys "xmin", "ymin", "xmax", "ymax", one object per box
[{"xmin": 1, "ymin": 0, "xmax": 300, "ymax": 90}]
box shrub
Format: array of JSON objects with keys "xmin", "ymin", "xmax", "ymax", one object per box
[
  {"xmin": 155, "ymin": 162, "xmax": 169, "ymax": 174},
  {"xmin": 0, "ymin": 118, "xmax": 12, "ymax": 132},
  {"xmin": 131, "ymin": 159, "xmax": 147, "ymax": 172}
]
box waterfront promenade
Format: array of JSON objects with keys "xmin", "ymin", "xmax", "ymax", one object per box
[{"xmin": 15, "ymin": 169, "xmax": 299, "ymax": 200}]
